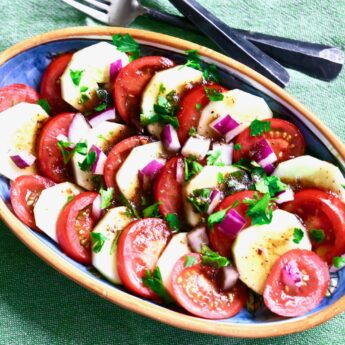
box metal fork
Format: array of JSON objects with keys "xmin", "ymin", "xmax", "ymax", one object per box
[{"xmin": 61, "ymin": 0, "xmax": 344, "ymax": 81}]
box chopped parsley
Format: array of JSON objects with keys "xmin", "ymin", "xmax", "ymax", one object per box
[
  {"xmin": 184, "ymin": 156, "xmax": 203, "ymax": 181},
  {"xmin": 57, "ymin": 140, "xmax": 87, "ymax": 164},
  {"xmin": 293, "ymin": 228, "xmax": 304, "ymax": 244},
  {"xmin": 204, "ymin": 87, "xmax": 224, "ymax": 102},
  {"xmin": 142, "ymin": 202, "xmax": 161, "ymax": 218},
  {"xmin": 203, "ymin": 63, "xmax": 220, "ymax": 83},
  {"xmin": 142, "ymin": 267, "xmax": 173, "ymax": 304},
  {"xmin": 37, "ymin": 99, "xmax": 51, "ymax": 114},
  {"xmin": 187, "ymin": 188, "xmax": 212, "ymax": 213},
  {"xmin": 78, "ymin": 150, "xmax": 97, "ymax": 172},
  {"xmin": 80, "ymin": 86, "xmax": 88, "ymax": 92},
  {"xmin": 165, "ymin": 213, "xmax": 180, "ymax": 232},
  {"xmin": 94, "ymin": 102, "xmax": 107, "ymax": 112},
  {"xmin": 70, "ymin": 69, "xmax": 84, "ymax": 86},
  {"xmin": 118, "ymin": 193, "xmax": 140, "ymax": 219},
  {"xmin": 100, "ymin": 187, "xmax": 114, "ymax": 209},
  {"xmin": 195, "ymin": 103, "xmax": 202, "ymax": 110},
  {"xmin": 249, "ymin": 119, "xmax": 271, "ymax": 136},
  {"xmin": 200, "ymin": 245, "xmax": 230, "ymax": 268},
  {"xmin": 78, "ymin": 92, "xmax": 90, "ymax": 105},
  {"xmin": 310, "ymin": 229, "xmax": 325, "ymax": 244},
  {"xmin": 217, "ymin": 172, "xmax": 225, "ymax": 183},
  {"xmin": 112, "ymin": 33, "xmax": 140, "ymax": 61},
  {"xmin": 66, "ymin": 195, "xmax": 74, "ymax": 205},
  {"xmin": 188, "ymin": 126, "xmax": 197, "ymax": 137},
  {"xmin": 255, "ymin": 175, "xmax": 287, "ymax": 197},
  {"xmin": 90, "ymin": 232, "xmax": 107, "ymax": 253},
  {"xmin": 332, "ymin": 256, "xmax": 345, "ymax": 269},
  {"xmin": 184, "ymin": 255, "xmax": 198, "ymax": 267},
  {"xmin": 109, "ymin": 231, "xmax": 122, "ymax": 255},
  {"xmin": 185, "ymin": 49, "xmax": 202, "ymax": 71},
  {"xmin": 244, "ymin": 193, "xmax": 273, "ymax": 225},
  {"xmin": 206, "ymin": 150, "xmax": 224, "ymax": 166},
  {"xmin": 234, "ymin": 143, "xmax": 242, "ymax": 150},
  {"xmin": 207, "ymin": 206, "xmax": 231, "ymax": 228}
]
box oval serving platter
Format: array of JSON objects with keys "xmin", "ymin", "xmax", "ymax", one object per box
[{"xmin": 0, "ymin": 27, "xmax": 344, "ymax": 338}]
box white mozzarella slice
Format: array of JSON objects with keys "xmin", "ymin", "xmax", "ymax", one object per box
[
  {"xmin": 232, "ymin": 209, "xmax": 311, "ymax": 294},
  {"xmin": 33, "ymin": 182, "xmax": 83, "ymax": 242},
  {"xmin": 198, "ymin": 89, "xmax": 273, "ymax": 138},
  {"xmin": 0, "ymin": 103, "xmax": 49, "ymax": 180},
  {"xmin": 273, "ymin": 155, "xmax": 345, "ymax": 201},
  {"xmin": 92, "ymin": 206, "xmax": 133, "ymax": 284}
]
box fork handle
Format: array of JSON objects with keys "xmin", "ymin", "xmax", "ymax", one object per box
[{"xmin": 144, "ymin": 7, "xmax": 344, "ymax": 81}]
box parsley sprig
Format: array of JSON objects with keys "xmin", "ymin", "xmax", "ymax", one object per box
[
  {"xmin": 200, "ymin": 245, "xmax": 230, "ymax": 268},
  {"xmin": 244, "ymin": 193, "xmax": 274, "ymax": 225},
  {"xmin": 78, "ymin": 150, "xmax": 97, "ymax": 172},
  {"xmin": 165, "ymin": 213, "xmax": 180, "ymax": 232},
  {"xmin": 184, "ymin": 156, "xmax": 203, "ymax": 181},
  {"xmin": 204, "ymin": 87, "xmax": 224, "ymax": 102},
  {"xmin": 184, "ymin": 255, "xmax": 198, "ymax": 267},
  {"xmin": 100, "ymin": 187, "xmax": 114, "ymax": 209},
  {"xmin": 293, "ymin": 228, "xmax": 304, "ymax": 244},
  {"xmin": 90, "ymin": 232, "xmax": 107, "ymax": 253},
  {"xmin": 37, "ymin": 99, "xmax": 51, "ymax": 114},
  {"xmin": 57, "ymin": 140, "xmax": 87, "ymax": 164},
  {"xmin": 206, "ymin": 150, "xmax": 224, "ymax": 166},
  {"xmin": 70, "ymin": 69, "xmax": 84, "ymax": 86},
  {"xmin": 310, "ymin": 229, "xmax": 325, "ymax": 244},
  {"xmin": 187, "ymin": 188, "xmax": 212, "ymax": 213},
  {"xmin": 249, "ymin": 119, "xmax": 271, "ymax": 136},
  {"xmin": 112, "ymin": 33, "xmax": 140, "ymax": 61}
]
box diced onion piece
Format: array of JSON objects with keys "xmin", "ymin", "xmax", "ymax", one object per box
[
  {"xmin": 109, "ymin": 59, "xmax": 122, "ymax": 81},
  {"xmin": 88, "ymin": 108, "xmax": 116, "ymax": 127},
  {"xmin": 330, "ymin": 253, "xmax": 345, "ymax": 273},
  {"xmin": 212, "ymin": 142, "xmax": 234, "ymax": 166},
  {"xmin": 92, "ymin": 194, "xmax": 104, "ymax": 220},
  {"xmin": 10, "ymin": 151, "xmax": 36, "ymax": 169},
  {"xmin": 68, "ymin": 113, "xmax": 91, "ymax": 143},
  {"xmin": 181, "ymin": 136, "xmax": 211, "ymax": 160},
  {"xmin": 139, "ymin": 159, "xmax": 166, "ymax": 180},
  {"xmin": 225, "ymin": 123, "xmax": 249, "ymax": 143},
  {"xmin": 161, "ymin": 124, "xmax": 181, "ymax": 152},
  {"xmin": 207, "ymin": 189, "xmax": 222, "ymax": 215},
  {"xmin": 217, "ymin": 266, "xmax": 239, "ymax": 290},
  {"xmin": 89, "ymin": 145, "xmax": 107, "ymax": 175},
  {"xmin": 187, "ymin": 226, "xmax": 209, "ymax": 253},
  {"xmin": 176, "ymin": 158, "xmax": 184, "ymax": 184},
  {"xmin": 275, "ymin": 187, "xmax": 294, "ymax": 204},
  {"xmin": 218, "ymin": 208, "xmax": 246, "ymax": 239},
  {"xmin": 282, "ymin": 260, "xmax": 303, "ymax": 287},
  {"xmin": 210, "ymin": 114, "xmax": 239, "ymax": 135},
  {"xmin": 253, "ymin": 138, "xmax": 277, "ymax": 174}
]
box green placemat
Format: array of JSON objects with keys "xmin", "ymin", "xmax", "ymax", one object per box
[{"xmin": 0, "ymin": 1, "xmax": 344, "ymax": 344}]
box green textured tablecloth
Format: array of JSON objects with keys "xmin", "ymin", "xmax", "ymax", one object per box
[{"xmin": 0, "ymin": 0, "xmax": 344, "ymax": 344}]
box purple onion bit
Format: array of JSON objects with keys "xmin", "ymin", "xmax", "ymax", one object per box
[
  {"xmin": 88, "ymin": 108, "xmax": 116, "ymax": 127},
  {"xmin": 217, "ymin": 265, "xmax": 239, "ymax": 290},
  {"xmin": 89, "ymin": 145, "xmax": 107, "ymax": 175},
  {"xmin": 187, "ymin": 226, "xmax": 209, "ymax": 253},
  {"xmin": 253, "ymin": 138, "xmax": 277, "ymax": 174},
  {"xmin": 281, "ymin": 260, "xmax": 304, "ymax": 288},
  {"xmin": 176, "ymin": 158, "xmax": 184, "ymax": 184},
  {"xmin": 218, "ymin": 208, "xmax": 246, "ymax": 239},
  {"xmin": 139, "ymin": 159, "xmax": 166, "ymax": 180},
  {"xmin": 162, "ymin": 124, "xmax": 181, "ymax": 152},
  {"xmin": 225, "ymin": 123, "xmax": 249, "ymax": 143},
  {"xmin": 109, "ymin": 59, "xmax": 122, "ymax": 81},
  {"xmin": 207, "ymin": 189, "xmax": 222, "ymax": 215},
  {"xmin": 210, "ymin": 114, "xmax": 239, "ymax": 135},
  {"xmin": 10, "ymin": 151, "xmax": 36, "ymax": 169}
]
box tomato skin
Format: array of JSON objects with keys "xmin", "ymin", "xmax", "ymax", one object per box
[
  {"xmin": 37, "ymin": 112, "xmax": 75, "ymax": 183},
  {"xmin": 104, "ymin": 136, "xmax": 150, "ymax": 189},
  {"xmin": 177, "ymin": 83, "xmax": 227, "ymax": 144},
  {"xmin": 0, "ymin": 83, "xmax": 40, "ymax": 112},
  {"xmin": 56, "ymin": 192, "xmax": 98, "ymax": 265},
  {"xmin": 263, "ymin": 249, "xmax": 329, "ymax": 317},
  {"xmin": 10, "ymin": 175, "xmax": 55, "ymax": 230},
  {"xmin": 209, "ymin": 190, "xmax": 256, "ymax": 257},
  {"xmin": 171, "ymin": 253, "xmax": 247, "ymax": 319},
  {"xmin": 114, "ymin": 56, "xmax": 175, "ymax": 124},
  {"xmin": 234, "ymin": 118, "xmax": 305, "ymax": 163},
  {"xmin": 154, "ymin": 156, "xmax": 183, "ymax": 217},
  {"xmin": 282, "ymin": 189, "xmax": 345, "ymax": 263},
  {"xmin": 117, "ymin": 218, "xmax": 172, "ymax": 298},
  {"xmin": 40, "ymin": 53, "xmax": 74, "ymax": 115}
]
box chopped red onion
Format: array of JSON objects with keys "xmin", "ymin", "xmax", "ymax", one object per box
[
  {"xmin": 218, "ymin": 208, "xmax": 246, "ymax": 239},
  {"xmin": 253, "ymin": 138, "xmax": 277, "ymax": 174},
  {"xmin": 161, "ymin": 124, "xmax": 181, "ymax": 152},
  {"xmin": 330, "ymin": 253, "xmax": 345, "ymax": 273},
  {"xmin": 207, "ymin": 189, "xmax": 222, "ymax": 215},
  {"xmin": 282, "ymin": 260, "xmax": 303, "ymax": 287},
  {"xmin": 187, "ymin": 227, "xmax": 209, "ymax": 253},
  {"xmin": 139, "ymin": 159, "xmax": 166, "ymax": 180},
  {"xmin": 68, "ymin": 113, "xmax": 91, "ymax": 143},
  {"xmin": 88, "ymin": 108, "xmax": 116, "ymax": 127},
  {"xmin": 176, "ymin": 158, "xmax": 184, "ymax": 184},
  {"xmin": 109, "ymin": 59, "xmax": 122, "ymax": 81},
  {"xmin": 181, "ymin": 136, "xmax": 211, "ymax": 160},
  {"xmin": 211, "ymin": 142, "xmax": 234, "ymax": 166},
  {"xmin": 225, "ymin": 123, "xmax": 249, "ymax": 143},
  {"xmin": 210, "ymin": 114, "xmax": 239, "ymax": 135},
  {"xmin": 217, "ymin": 265, "xmax": 239, "ymax": 290},
  {"xmin": 10, "ymin": 151, "xmax": 36, "ymax": 169},
  {"xmin": 89, "ymin": 145, "xmax": 107, "ymax": 175},
  {"xmin": 92, "ymin": 194, "xmax": 104, "ymax": 220},
  {"xmin": 275, "ymin": 187, "xmax": 294, "ymax": 204}
]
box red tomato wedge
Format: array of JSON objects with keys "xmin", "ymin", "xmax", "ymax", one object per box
[
  {"xmin": 234, "ymin": 118, "xmax": 305, "ymax": 163},
  {"xmin": 282, "ymin": 189, "xmax": 345, "ymax": 263},
  {"xmin": 0, "ymin": 83, "xmax": 40, "ymax": 112},
  {"xmin": 40, "ymin": 53, "xmax": 74, "ymax": 115},
  {"xmin": 104, "ymin": 136, "xmax": 150, "ymax": 189},
  {"xmin": 171, "ymin": 253, "xmax": 247, "ymax": 319},
  {"xmin": 154, "ymin": 156, "xmax": 183, "ymax": 217},
  {"xmin": 114, "ymin": 56, "xmax": 175, "ymax": 124},
  {"xmin": 117, "ymin": 218, "xmax": 172, "ymax": 298},
  {"xmin": 56, "ymin": 192, "xmax": 98, "ymax": 265},
  {"xmin": 10, "ymin": 175, "xmax": 55, "ymax": 231},
  {"xmin": 177, "ymin": 83, "xmax": 227, "ymax": 145},
  {"xmin": 263, "ymin": 249, "xmax": 329, "ymax": 317},
  {"xmin": 209, "ymin": 190, "xmax": 256, "ymax": 257},
  {"xmin": 37, "ymin": 112, "xmax": 75, "ymax": 183}
]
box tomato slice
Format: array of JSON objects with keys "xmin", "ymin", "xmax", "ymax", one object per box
[
  {"xmin": 10, "ymin": 175, "xmax": 55, "ymax": 231},
  {"xmin": 104, "ymin": 136, "xmax": 150, "ymax": 189},
  {"xmin": 117, "ymin": 218, "xmax": 172, "ymax": 298},
  {"xmin": 209, "ymin": 190, "xmax": 256, "ymax": 257},
  {"xmin": 154, "ymin": 156, "xmax": 183, "ymax": 217},
  {"xmin": 171, "ymin": 253, "xmax": 246, "ymax": 319},
  {"xmin": 177, "ymin": 83, "xmax": 227, "ymax": 145},
  {"xmin": 37, "ymin": 112, "xmax": 75, "ymax": 183},
  {"xmin": 40, "ymin": 53, "xmax": 74, "ymax": 115},
  {"xmin": 282, "ymin": 189, "xmax": 345, "ymax": 263},
  {"xmin": 56, "ymin": 192, "xmax": 98, "ymax": 265},
  {"xmin": 234, "ymin": 118, "xmax": 305, "ymax": 163},
  {"xmin": 0, "ymin": 83, "xmax": 40, "ymax": 112},
  {"xmin": 114, "ymin": 56, "xmax": 175, "ymax": 124},
  {"xmin": 263, "ymin": 249, "xmax": 329, "ymax": 317}
]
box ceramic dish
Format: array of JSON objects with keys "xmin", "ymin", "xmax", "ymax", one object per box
[{"xmin": 0, "ymin": 27, "xmax": 344, "ymax": 338}]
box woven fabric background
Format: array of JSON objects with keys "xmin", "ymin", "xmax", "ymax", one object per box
[{"xmin": 0, "ymin": 0, "xmax": 344, "ymax": 344}]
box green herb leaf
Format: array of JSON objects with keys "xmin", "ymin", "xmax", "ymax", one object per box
[
  {"xmin": 207, "ymin": 206, "xmax": 231, "ymax": 228},
  {"xmin": 184, "ymin": 255, "xmax": 198, "ymax": 267},
  {"xmin": 203, "ymin": 64, "xmax": 220, "ymax": 83},
  {"xmin": 255, "ymin": 175, "xmax": 287, "ymax": 197},
  {"xmin": 244, "ymin": 193, "xmax": 273, "ymax": 225},
  {"xmin": 66, "ymin": 195, "xmax": 74, "ymax": 205},
  {"xmin": 57, "ymin": 140, "xmax": 87, "ymax": 165},
  {"xmin": 100, "ymin": 187, "xmax": 114, "ymax": 209},
  {"xmin": 90, "ymin": 232, "xmax": 107, "ymax": 253},
  {"xmin": 165, "ymin": 213, "xmax": 180, "ymax": 232},
  {"xmin": 217, "ymin": 172, "xmax": 225, "ymax": 183},
  {"xmin": 332, "ymin": 256, "xmax": 345, "ymax": 269},
  {"xmin": 195, "ymin": 103, "xmax": 202, "ymax": 111},
  {"xmin": 293, "ymin": 228, "xmax": 304, "ymax": 244},
  {"xmin": 118, "ymin": 193, "xmax": 140, "ymax": 219},
  {"xmin": 234, "ymin": 143, "xmax": 242, "ymax": 150},
  {"xmin": 142, "ymin": 202, "xmax": 161, "ymax": 218},
  {"xmin": 112, "ymin": 33, "xmax": 140, "ymax": 61},
  {"xmin": 80, "ymin": 86, "xmax": 88, "ymax": 92},
  {"xmin": 200, "ymin": 245, "xmax": 230, "ymax": 268},
  {"xmin": 206, "ymin": 150, "xmax": 224, "ymax": 166},
  {"xmin": 94, "ymin": 103, "xmax": 107, "ymax": 112},
  {"xmin": 110, "ymin": 231, "xmax": 122, "ymax": 255},
  {"xmin": 37, "ymin": 99, "xmax": 51, "ymax": 114},
  {"xmin": 187, "ymin": 188, "xmax": 212, "ymax": 213},
  {"xmin": 142, "ymin": 267, "xmax": 173, "ymax": 304},
  {"xmin": 310, "ymin": 229, "xmax": 325, "ymax": 244},
  {"xmin": 204, "ymin": 87, "xmax": 224, "ymax": 102},
  {"xmin": 188, "ymin": 126, "xmax": 197, "ymax": 137},
  {"xmin": 70, "ymin": 69, "xmax": 84, "ymax": 86},
  {"xmin": 342, "ymin": 184, "xmax": 345, "ymax": 190},
  {"xmin": 185, "ymin": 49, "xmax": 202, "ymax": 71},
  {"xmin": 249, "ymin": 119, "xmax": 271, "ymax": 136},
  {"xmin": 78, "ymin": 150, "xmax": 97, "ymax": 172},
  {"xmin": 184, "ymin": 156, "xmax": 203, "ymax": 181}
]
